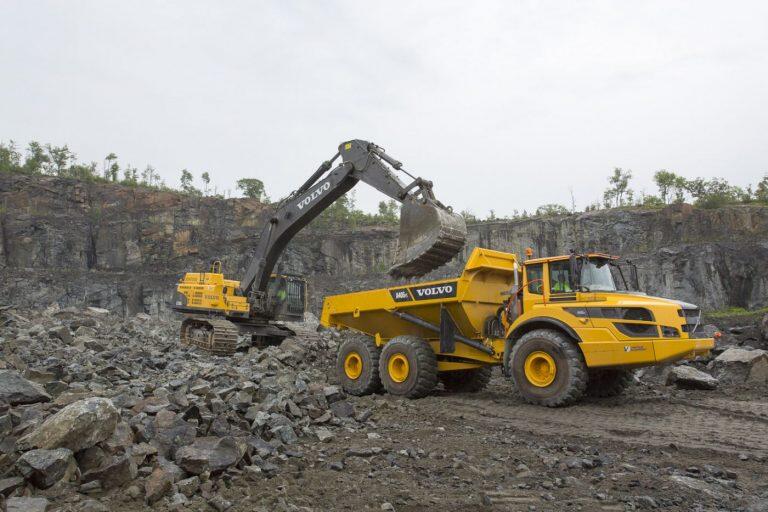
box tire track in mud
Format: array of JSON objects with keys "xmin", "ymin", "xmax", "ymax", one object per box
[{"xmin": 420, "ymin": 392, "xmax": 768, "ymax": 455}]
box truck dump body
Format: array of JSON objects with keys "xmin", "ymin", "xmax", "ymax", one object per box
[{"xmin": 322, "ymin": 248, "xmax": 518, "ymax": 368}]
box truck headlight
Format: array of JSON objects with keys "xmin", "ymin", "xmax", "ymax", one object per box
[{"xmin": 662, "ymin": 326, "xmax": 680, "ymax": 338}]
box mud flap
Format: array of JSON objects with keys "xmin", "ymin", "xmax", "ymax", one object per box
[
  {"xmin": 390, "ymin": 201, "xmax": 467, "ymax": 278},
  {"xmin": 440, "ymin": 306, "xmax": 456, "ymax": 354}
]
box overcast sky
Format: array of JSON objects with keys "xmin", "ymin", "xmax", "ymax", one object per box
[{"xmin": 2, "ymin": 1, "xmax": 767, "ymax": 215}]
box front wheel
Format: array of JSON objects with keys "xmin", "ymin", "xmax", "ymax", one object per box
[{"xmin": 510, "ymin": 329, "xmax": 587, "ymax": 407}]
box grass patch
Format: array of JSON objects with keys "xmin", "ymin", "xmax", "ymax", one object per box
[{"xmin": 704, "ymin": 306, "xmax": 768, "ymax": 320}]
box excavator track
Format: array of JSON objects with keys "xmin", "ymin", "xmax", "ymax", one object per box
[{"xmin": 180, "ymin": 317, "xmax": 239, "ymax": 356}]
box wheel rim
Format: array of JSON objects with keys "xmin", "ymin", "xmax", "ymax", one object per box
[
  {"xmin": 344, "ymin": 352, "xmax": 363, "ymax": 380},
  {"xmin": 388, "ymin": 353, "xmax": 410, "ymax": 383},
  {"xmin": 524, "ymin": 351, "xmax": 557, "ymax": 387}
]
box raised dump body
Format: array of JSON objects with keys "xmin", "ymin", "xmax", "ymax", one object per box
[{"xmin": 321, "ymin": 247, "xmax": 715, "ymax": 407}]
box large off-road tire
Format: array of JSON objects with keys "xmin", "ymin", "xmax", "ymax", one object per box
[
  {"xmin": 379, "ymin": 335, "xmax": 438, "ymax": 399},
  {"xmin": 510, "ymin": 329, "xmax": 587, "ymax": 407},
  {"xmin": 586, "ymin": 368, "xmax": 635, "ymax": 398},
  {"xmin": 336, "ymin": 335, "xmax": 382, "ymax": 396},
  {"xmin": 439, "ymin": 367, "xmax": 493, "ymax": 393}
]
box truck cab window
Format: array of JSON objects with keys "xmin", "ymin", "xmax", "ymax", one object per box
[
  {"xmin": 549, "ymin": 260, "xmax": 573, "ymax": 293},
  {"xmin": 527, "ymin": 264, "xmax": 543, "ymax": 294}
]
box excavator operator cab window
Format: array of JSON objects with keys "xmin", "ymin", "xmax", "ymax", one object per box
[
  {"xmin": 526, "ymin": 264, "xmax": 543, "ymax": 294},
  {"xmin": 549, "ymin": 260, "xmax": 573, "ymax": 293}
]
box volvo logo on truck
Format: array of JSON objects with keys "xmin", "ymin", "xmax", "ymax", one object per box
[
  {"xmin": 409, "ymin": 281, "xmax": 458, "ymax": 300},
  {"xmin": 297, "ymin": 181, "xmax": 331, "ymax": 210}
]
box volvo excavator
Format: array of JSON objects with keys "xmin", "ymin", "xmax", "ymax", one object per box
[{"xmin": 172, "ymin": 139, "xmax": 467, "ymax": 355}]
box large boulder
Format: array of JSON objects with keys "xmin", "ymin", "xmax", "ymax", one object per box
[
  {"xmin": 761, "ymin": 313, "xmax": 768, "ymax": 342},
  {"xmin": 0, "ymin": 370, "xmax": 51, "ymax": 405},
  {"xmin": 20, "ymin": 397, "xmax": 119, "ymax": 452},
  {"xmin": 175, "ymin": 436, "xmax": 246, "ymax": 475},
  {"xmin": 6, "ymin": 497, "xmax": 51, "ymax": 512},
  {"xmin": 666, "ymin": 365, "xmax": 718, "ymax": 390},
  {"xmin": 144, "ymin": 466, "xmax": 173, "ymax": 505},
  {"xmin": 15, "ymin": 448, "xmax": 76, "ymax": 489},
  {"xmin": 149, "ymin": 410, "xmax": 196, "ymax": 458},
  {"xmin": 82, "ymin": 454, "xmax": 137, "ymax": 490},
  {"xmin": 714, "ymin": 347, "xmax": 768, "ymax": 385}
]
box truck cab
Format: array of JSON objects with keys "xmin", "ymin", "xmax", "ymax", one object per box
[{"xmin": 511, "ymin": 253, "xmax": 713, "ymax": 368}]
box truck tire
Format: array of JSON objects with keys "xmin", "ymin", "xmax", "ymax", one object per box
[
  {"xmin": 510, "ymin": 329, "xmax": 587, "ymax": 407},
  {"xmin": 586, "ymin": 368, "xmax": 634, "ymax": 397},
  {"xmin": 439, "ymin": 367, "xmax": 493, "ymax": 393},
  {"xmin": 336, "ymin": 335, "xmax": 382, "ymax": 396},
  {"xmin": 379, "ymin": 335, "xmax": 438, "ymax": 399}
]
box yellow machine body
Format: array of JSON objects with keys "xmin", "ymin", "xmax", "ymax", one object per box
[
  {"xmin": 174, "ymin": 262, "xmax": 307, "ymax": 321},
  {"xmin": 175, "ymin": 270, "xmax": 250, "ymax": 316},
  {"xmin": 321, "ymin": 247, "xmax": 714, "ymax": 373}
]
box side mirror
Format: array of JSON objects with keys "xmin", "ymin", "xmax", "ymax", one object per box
[{"xmin": 628, "ymin": 260, "xmax": 640, "ymax": 291}]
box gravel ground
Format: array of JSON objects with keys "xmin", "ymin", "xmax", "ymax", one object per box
[{"xmin": 1, "ymin": 305, "xmax": 767, "ymax": 511}]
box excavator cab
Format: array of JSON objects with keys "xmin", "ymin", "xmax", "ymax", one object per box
[{"xmin": 267, "ymin": 274, "xmax": 307, "ymax": 322}]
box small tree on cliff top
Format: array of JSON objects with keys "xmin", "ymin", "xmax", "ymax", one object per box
[
  {"xmin": 603, "ymin": 168, "xmax": 633, "ymax": 208},
  {"xmin": 236, "ymin": 178, "xmax": 267, "ymax": 201},
  {"xmin": 180, "ymin": 169, "xmax": 202, "ymax": 196}
]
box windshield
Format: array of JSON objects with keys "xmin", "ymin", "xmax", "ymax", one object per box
[{"xmin": 580, "ymin": 258, "xmax": 617, "ymax": 292}]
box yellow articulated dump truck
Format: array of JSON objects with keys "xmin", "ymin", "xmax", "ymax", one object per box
[{"xmin": 320, "ymin": 247, "xmax": 715, "ymax": 406}]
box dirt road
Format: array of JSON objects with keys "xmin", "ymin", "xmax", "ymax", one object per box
[{"xmin": 211, "ymin": 376, "xmax": 768, "ymax": 512}]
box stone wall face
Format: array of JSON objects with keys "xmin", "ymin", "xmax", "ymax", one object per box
[{"xmin": 2, "ymin": 173, "xmax": 767, "ymax": 315}]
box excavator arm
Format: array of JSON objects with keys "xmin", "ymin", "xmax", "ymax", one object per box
[{"xmin": 238, "ymin": 139, "xmax": 467, "ymax": 313}]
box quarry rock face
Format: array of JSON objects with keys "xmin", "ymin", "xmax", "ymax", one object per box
[{"xmin": 1, "ymin": 174, "xmax": 767, "ymax": 314}]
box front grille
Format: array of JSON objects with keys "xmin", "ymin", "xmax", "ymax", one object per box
[{"xmin": 680, "ymin": 308, "xmax": 703, "ymax": 337}]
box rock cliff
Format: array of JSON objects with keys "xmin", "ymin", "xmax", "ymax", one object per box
[{"xmin": 1, "ymin": 173, "xmax": 767, "ymax": 314}]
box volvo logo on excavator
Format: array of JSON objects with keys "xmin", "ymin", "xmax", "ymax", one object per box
[{"xmin": 297, "ymin": 181, "xmax": 331, "ymax": 210}]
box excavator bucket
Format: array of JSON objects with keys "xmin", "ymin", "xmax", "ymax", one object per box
[{"xmin": 389, "ymin": 201, "xmax": 467, "ymax": 278}]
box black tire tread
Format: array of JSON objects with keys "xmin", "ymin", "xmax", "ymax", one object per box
[
  {"xmin": 586, "ymin": 368, "xmax": 634, "ymax": 397},
  {"xmin": 379, "ymin": 335, "xmax": 438, "ymax": 399},
  {"xmin": 511, "ymin": 329, "xmax": 587, "ymax": 407},
  {"xmin": 439, "ymin": 367, "xmax": 493, "ymax": 393},
  {"xmin": 336, "ymin": 335, "xmax": 382, "ymax": 396}
]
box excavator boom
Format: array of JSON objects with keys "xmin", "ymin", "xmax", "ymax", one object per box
[{"xmin": 239, "ymin": 139, "xmax": 467, "ymax": 307}]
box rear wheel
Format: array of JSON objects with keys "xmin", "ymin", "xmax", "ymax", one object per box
[
  {"xmin": 439, "ymin": 367, "xmax": 492, "ymax": 392},
  {"xmin": 510, "ymin": 329, "xmax": 587, "ymax": 407},
  {"xmin": 336, "ymin": 336, "xmax": 382, "ymax": 396},
  {"xmin": 379, "ymin": 336, "xmax": 438, "ymax": 398},
  {"xmin": 586, "ymin": 368, "xmax": 634, "ymax": 397}
]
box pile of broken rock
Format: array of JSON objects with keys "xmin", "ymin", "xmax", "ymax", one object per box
[
  {"xmin": 661, "ymin": 317, "xmax": 768, "ymax": 391},
  {"xmin": 0, "ymin": 305, "xmax": 354, "ymax": 511}
]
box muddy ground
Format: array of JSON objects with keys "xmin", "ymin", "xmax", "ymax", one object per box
[
  {"xmin": 3, "ymin": 309, "xmax": 768, "ymax": 512},
  {"xmin": 206, "ymin": 376, "xmax": 768, "ymax": 512}
]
